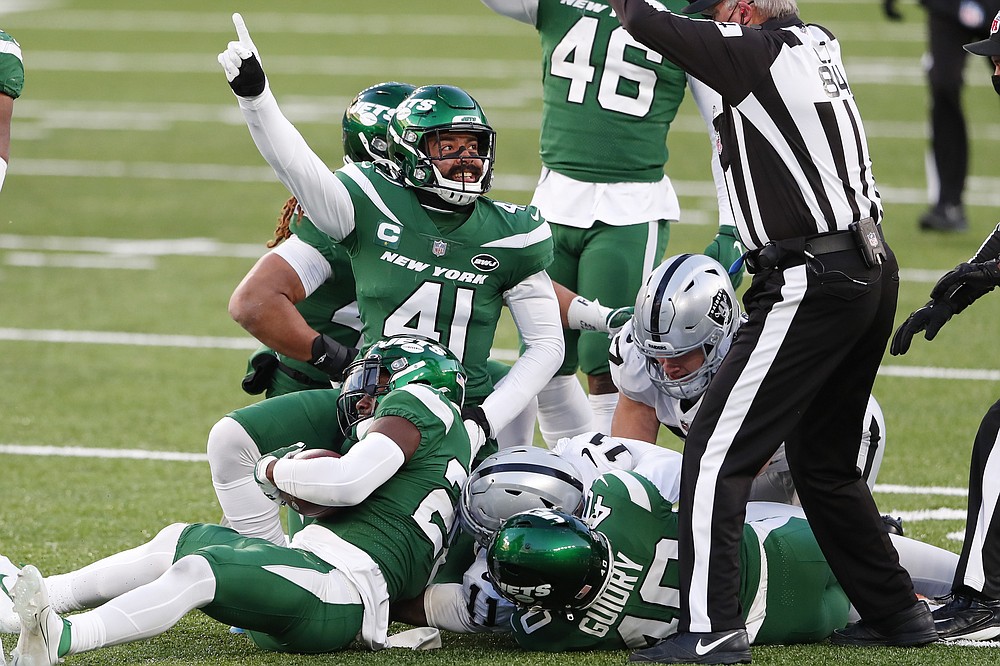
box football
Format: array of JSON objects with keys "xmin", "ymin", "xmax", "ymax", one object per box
[{"xmin": 278, "ymin": 448, "xmax": 344, "ymax": 519}]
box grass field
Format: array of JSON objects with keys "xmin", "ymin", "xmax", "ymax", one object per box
[{"xmin": 1, "ymin": 0, "xmax": 1000, "ymax": 664}]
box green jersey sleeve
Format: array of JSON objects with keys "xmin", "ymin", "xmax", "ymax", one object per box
[{"xmin": 0, "ymin": 30, "xmax": 24, "ymax": 99}]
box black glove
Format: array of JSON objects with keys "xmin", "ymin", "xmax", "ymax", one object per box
[
  {"xmin": 228, "ymin": 53, "xmax": 266, "ymax": 97},
  {"xmin": 218, "ymin": 13, "xmax": 267, "ymax": 97},
  {"xmin": 461, "ymin": 405, "xmax": 493, "ymax": 441},
  {"xmin": 889, "ymin": 300, "xmax": 955, "ymax": 355},
  {"xmin": 929, "ymin": 261, "xmax": 1000, "ymax": 300},
  {"xmin": 882, "ymin": 0, "xmax": 903, "ymax": 20},
  {"xmin": 309, "ymin": 334, "xmax": 358, "ymax": 381}
]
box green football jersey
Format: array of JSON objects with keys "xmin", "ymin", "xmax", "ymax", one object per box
[
  {"xmin": 511, "ymin": 471, "xmax": 848, "ymax": 650},
  {"xmin": 333, "ymin": 162, "xmax": 553, "ymax": 403},
  {"xmin": 535, "ymin": 0, "xmax": 688, "ymax": 182},
  {"xmin": 319, "ymin": 384, "xmax": 472, "ymax": 601},
  {"xmin": 0, "ymin": 29, "xmax": 22, "ymax": 99}
]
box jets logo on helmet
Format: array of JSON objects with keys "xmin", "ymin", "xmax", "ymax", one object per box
[
  {"xmin": 487, "ymin": 508, "xmax": 611, "ymax": 610},
  {"xmin": 342, "ymin": 81, "xmax": 416, "ymax": 163}
]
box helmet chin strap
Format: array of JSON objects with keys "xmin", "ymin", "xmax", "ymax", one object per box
[{"xmin": 414, "ymin": 188, "xmax": 475, "ymax": 212}]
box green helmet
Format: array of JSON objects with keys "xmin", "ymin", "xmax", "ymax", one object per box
[
  {"xmin": 336, "ymin": 334, "xmax": 467, "ymax": 433},
  {"xmin": 387, "ymin": 84, "xmax": 495, "ymax": 206},
  {"xmin": 487, "ymin": 508, "xmax": 611, "ymax": 611},
  {"xmin": 341, "ymin": 81, "xmax": 417, "ymax": 163}
]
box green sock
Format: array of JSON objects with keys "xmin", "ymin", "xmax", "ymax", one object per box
[{"xmin": 58, "ymin": 618, "xmax": 72, "ymax": 658}]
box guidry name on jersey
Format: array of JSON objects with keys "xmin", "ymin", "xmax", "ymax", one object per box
[{"xmin": 509, "ymin": 470, "xmax": 849, "ymax": 650}]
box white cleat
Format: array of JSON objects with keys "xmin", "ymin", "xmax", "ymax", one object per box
[
  {"xmin": 0, "ymin": 557, "xmax": 21, "ymax": 634},
  {"xmin": 10, "ymin": 566, "xmax": 61, "ymax": 666}
]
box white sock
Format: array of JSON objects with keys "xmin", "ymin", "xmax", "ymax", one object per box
[
  {"xmin": 46, "ymin": 523, "xmax": 186, "ymax": 613},
  {"xmin": 206, "ymin": 417, "xmax": 286, "ymax": 546},
  {"xmin": 536, "ymin": 375, "xmax": 593, "ymax": 448},
  {"xmin": 495, "ymin": 397, "xmax": 538, "ymax": 449},
  {"xmin": 589, "ymin": 392, "xmax": 619, "ymax": 436},
  {"xmin": 65, "ymin": 555, "xmax": 216, "ymax": 655}
]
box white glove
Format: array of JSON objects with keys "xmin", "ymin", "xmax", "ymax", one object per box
[
  {"xmin": 464, "ymin": 419, "xmax": 487, "ymax": 458},
  {"xmin": 253, "ymin": 455, "xmax": 280, "ymax": 501},
  {"xmin": 252, "ymin": 442, "xmax": 305, "ymax": 501},
  {"xmin": 217, "ymin": 13, "xmax": 267, "ymax": 97}
]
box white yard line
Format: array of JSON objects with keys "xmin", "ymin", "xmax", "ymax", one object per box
[{"xmin": 0, "ymin": 327, "xmax": 994, "ymax": 378}]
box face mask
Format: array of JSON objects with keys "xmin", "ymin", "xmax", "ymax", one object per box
[{"xmin": 992, "ymin": 74, "xmax": 1000, "ymax": 96}]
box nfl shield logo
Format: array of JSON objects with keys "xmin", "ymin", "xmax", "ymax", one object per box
[{"xmin": 432, "ymin": 239, "xmax": 448, "ymax": 257}]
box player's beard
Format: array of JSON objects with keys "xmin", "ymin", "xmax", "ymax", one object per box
[{"xmin": 993, "ymin": 74, "xmax": 1000, "ymax": 97}]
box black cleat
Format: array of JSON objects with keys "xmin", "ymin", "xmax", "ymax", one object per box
[
  {"xmin": 919, "ymin": 204, "xmax": 968, "ymax": 232},
  {"xmin": 830, "ymin": 600, "xmax": 937, "ymax": 647},
  {"xmin": 629, "ymin": 630, "xmax": 751, "ymax": 664},
  {"xmin": 933, "ymin": 593, "xmax": 1000, "ymax": 641},
  {"xmin": 880, "ymin": 514, "xmax": 905, "ymax": 536}
]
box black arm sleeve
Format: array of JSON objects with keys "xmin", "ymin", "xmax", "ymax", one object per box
[
  {"xmin": 610, "ymin": 0, "xmax": 784, "ymax": 101},
  {"xmin": 971, "ymin": 223, "xmax": 1000, "ymax": 263}
]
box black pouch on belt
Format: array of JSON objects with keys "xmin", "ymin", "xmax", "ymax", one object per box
[{"xmin": 848, "ymin": 217, "xmax": 887, "ymax": 268}]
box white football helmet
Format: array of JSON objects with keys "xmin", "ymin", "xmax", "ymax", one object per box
[
  {"xmin": 632, "ymin": 254, "xmax": 740, "ymax": 400},
  {"xmin": 459, "ymin": 447, "xmax": 586, "ymax": 546}
]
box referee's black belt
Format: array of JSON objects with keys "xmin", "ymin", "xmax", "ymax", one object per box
[
  {"xmin": 802, "ymin": 229, "xmax": 858, "ymax": 256},
  {"xmin": 746, "ymin": 224, "xmax": 878, "ymax": 273}
]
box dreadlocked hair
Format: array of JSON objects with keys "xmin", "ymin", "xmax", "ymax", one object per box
[{"xmin": 267, "ymin": 197, "xmax": 304, "ymax": 249}]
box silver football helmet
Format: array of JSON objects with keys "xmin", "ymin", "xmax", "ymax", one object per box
[
  {"xmin": 632, "ymin": 254, "xmax": 740, "ymax": 400},
  {"xmin": 459, "ymin": 447, "xmax": 586, "ymax": 546}
]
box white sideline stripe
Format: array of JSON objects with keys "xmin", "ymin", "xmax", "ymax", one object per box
[
  {"xmin": 0, "ymin": 444, "xmax": 207, "ymax": 462},
  {"xmin": 876, "ymin": 484, "xmax": 968, "ymax": 496},
  {"xmin": 887, "ymin": 508, "xmax": 969, "ymax": 521},
  {"xmin": 15, "ymin": 99, "xmax": 1000, "ymax": 141},
  {"xmin": 0, "ymin": 328, "xmax": 523, "ymax": 362},
  {"xmin": 0, "ymin": 329, "xmax": 996, "ymax": 377},
  {"xmin": 878, "ymin": 366, "xmax": 1000, "ymax": 381},
  {"xmin": 11, "ymin": 159, "xmax": 1000, "ymax": 209},
  {"xmin": 0, "ymin": 328, "xmax": 259, "ymax": 350},
  {"xmin": 0, "ymin": 234, "xmax": 264, "ymax": 258},
  {"xmin": 0, "ymin": 444, "xmax": 971, "ymax": 498},
  {"xmin": 0, "ymin": 235, "xmax": 976, "ymax": 283}
]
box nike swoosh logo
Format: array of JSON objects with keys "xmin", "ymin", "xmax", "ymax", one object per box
[{"xmin": 695, "ymin": 632, "xmax": 738, "ymax": 655}]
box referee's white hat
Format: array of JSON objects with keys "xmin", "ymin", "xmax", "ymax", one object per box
[{"xmin": 965, "ymin": 9, "xmax": 1000, "ymax": 56}]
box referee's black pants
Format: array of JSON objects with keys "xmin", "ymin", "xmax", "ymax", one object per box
[
  {"xmin": 953, "ymin": 398, "xmax": 1000, "ymax": 599},
  {"xmin": 677, "ymin": 243, "xmax": 917, "ymax": 632}
]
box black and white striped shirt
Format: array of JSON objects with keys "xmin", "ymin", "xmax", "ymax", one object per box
[{"xmin": 612, "ymin": 0, "xmax": 882, "ymax": 250}]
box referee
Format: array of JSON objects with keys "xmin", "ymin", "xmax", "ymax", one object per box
[{"xmin": 609, "ymin": 0, "xmax": 935, "ymax": 662}]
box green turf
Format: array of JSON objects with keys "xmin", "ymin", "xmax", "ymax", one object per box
[{"xmin": 1, "ymin": 0, "xmax": 999, "ymax": 664}]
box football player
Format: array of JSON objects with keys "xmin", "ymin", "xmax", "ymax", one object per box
[
  {"xmin": 610, "ymin": 253, "xmax": 888, "ymax": 503},
  {"xmin": 218, "ymin": 14, "xmax": 563, "ymax": 456},
  {"xmin": 0, "ymin": 28, "xmax": 24, "ymax": 193},
  {"xmin": 4, "ymin": 336, "xmax": 472, "ymax": 663},
  {"xmin": 890, "ymin": 24, "xmax": 1000, "ymax": 636},
  {"xmin": 486, "ymin": 475, "xmax": 958, "ymax": 650},
  {"xmin": 236, "ymin": 81, "xmax": 415, "ymax": 398},
  {"xmin": 392, "ymin": 432, "xmax": 684, "ymax": 634},
  {"xmin": 478, "ymin": 0, "xmax": 746, "ymax": 444}
]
